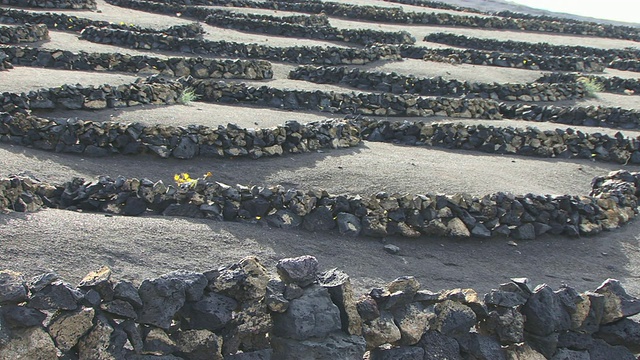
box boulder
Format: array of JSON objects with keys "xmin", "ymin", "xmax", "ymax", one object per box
[
  {"xmin": 175, "ymin": 329, "xmax": 223, "ymax": 360},
  {"xmin": 1, "ymin": 305, "xmax": 46, "ymax": 329},
  {"xmin": 418, "ymin": 330, "xmax": 462, "ymax": 360},
  {"xmin": 182, "ymin": 292, "xmax": 237, "ymax": 331},
  {"xmin": 369, "ymin": 346, "xmax": 425, "ymax": 360},
  {"xmin": 209, "ymin": 256, "xmax": 269, "ymax": 301},
  {"xmin": 137, "ymin": 276, "xmax": 186, "ymax": 329},
  {"xmin": 390, "ymin": 302, "xmax": 433, "ymax": 345},
  {"xmin": 595, "ymin": 318, "xmax": 640, "ymax": 353},
  {"xmin": 28, "ymin": 280, "xmax": 79, "ymax": 310},
  {"xmin": 432, "ymin": 300, "xmax": 476, "ymax": 337},
  {"xmin": 521, "ymin": 284, "xmax": 571, "ymax": 336},
  {"xmin": 336, "ymin": 212, "xmax": 362, "ymax": 236},
  {"xmin": 362, "ymin": 311, "xmax": 401, "ymax": 348}
]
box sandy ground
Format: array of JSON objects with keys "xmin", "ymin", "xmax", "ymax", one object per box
[{"xmin": 1, "ymin": 0, "xmax": 640, "ymax": 299}]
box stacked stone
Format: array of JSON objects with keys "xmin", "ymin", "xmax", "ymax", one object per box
[
  {"xmin": 141, "ymin": 0, "xmax": 640, "ymax": 41},
  {"xmin": 290, "ymin": 65, "xmax": 586, "ymax": 101},
  {"xmin": 0, "ymin": 0, "xmax": 97, "ymax": 9},
  {"xmin": 424, "ymin": 33, "xmax": 640, "ymax": 63},
  {"xmin": 382, "ymin": 0, "xmax": 485, "ymax": 15},
  {"xmin": 0, "ymin": 23, "xmax": 49, "ymax": 44},
  {"xmin": 79, "ymin": 26, "xmax": 402, "ymax": 65},
  {"xmin": 2, "ymin": 168, "xmax": 640, "ymax": 239},
  {"xmin": 400, "ymin": 46, "xmax": 606, "ymax": 72},
  {"xmin": 0, "ymin": 8, "xmax": 205, "ymax": 38},
  {"xmin": 500, "ymin": 103, "xmax": 640, "ymax": 129},
  {"xmin": 0, "ymin": 113, "xmax": 361, "ymax": 159},
  {"xmin": 0, "ymin": 256, "xmax": 639, "ymax": 358},
  {"xmin": 1, "ymin": 45, "xmax": 274, "ymax": 79},
  {"xmin": 105, "ymin": 0, "xmax": 415, "ymax": 46},
  {"xmin": 1, "ymin": 77, "xmax": 184, "ymax": 113},
  {"xmin": 609, "ymin": 59, "xmax": 640, "ymax": 73},
  {"xmin": 536, "ymin": 73, "xmax": 640, "ymax": 96},
  {"xmin": 0, "ymin": 48, "xmax": 11, "ymax": 70}
]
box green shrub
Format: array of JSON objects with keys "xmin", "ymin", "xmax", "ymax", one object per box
[
  {"xmin": 178, "ymin": 87, "xmax": 200, "ymax": 105},
  {"xmin": 578, "ymin": 76, "xmax": 604, "ymax": 98}
]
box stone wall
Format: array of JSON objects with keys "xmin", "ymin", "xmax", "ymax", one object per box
[
  {"xmin": 0, "ymin": 45, "xmax": 274, "ymax": 79},
  {"xmin": 424, "ymin": 33, "xmax": 639, "ymax": 63},
  {"xmin": 0, "ymin": 255, "xmax": 638, "ymax": 359},
  {"xmin": 79, "ymin": 26, "xmax": 401, "ymax": 65},
  {"xmin": 3, "ymin": 111, "xmax": 640, "ymax": 238},
  {"xmin": 143, "ymin": 0, "xmax": 640, "ymax": 41},
  {"xmin": 0, "ymin": 0, "xmax": 96, "ymax": 9},
  {"xmin": 500, "ymin": 103, "xmax": 640, "ymax": 129},
  {"xmin": 106, "ymin": 0, "xmax": 416, "ymax": 46},
  {"xmin": 0, "ymin": 23, "xmax": 49, "ymax": 44},
  {"xmin": 0, "ymin": 8, "xmax": 205, "ymax": 38},
  {"xmin": 536, "ymin": 73, "xmax": 640, "ymax": 96},
  {"xmin": 289, "ymin": 65, "xmax": 586, "ymax": 101},
  {"xmin": 400, "ymin": 46, "xmax": 606, "ymax": 73},
  {"xmin": 609, "ymin": 59, "xmax": 640, "ymax": 73}
]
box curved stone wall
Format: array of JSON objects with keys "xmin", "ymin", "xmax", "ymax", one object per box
[
  {"xmin": 0, "ymin": 0, "xmax": 96, "ymax": 9},
  {"xmin": 400, "ymin": 46, "xmax": 606, "ymax": 72},
  {"xmin": 0, "ymin": 45, "xmax": 274, "ymax": 79},
  {"xmin": 424, "ymin": 33, "xmax": 639, "ymax": 63},
  {"xmin": 536, "ymin": 73, "xmax": 640, "ymax": 96},
  {"xmin": 289, "ymin": 65, "xmax": 586, "ymax": 101},
  {"xmin": 500, "ymin": 103, "xmax": 640, "ymax": 129},
  {"xmin": 0, "ymin": 255, "xmax": 638, "ymax": 359},
  {"xmin": 141, "ymin": 0, "xmax": 640, "ymax": 41},
  {"xmin": 79, "ymin": 26, "xmax": 401, "ymax": 65},
  {"xmin": 609, "ymin": 59, "xmax": 640, "ymax": 73},
  {"xmin": 0, "ymin": 23, "xmax": 49, "ymax": 44}
]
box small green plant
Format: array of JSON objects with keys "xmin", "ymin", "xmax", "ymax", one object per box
[
  {"xmin": 178, "ymin": 87, "xmax": 200, "ymax": 105},
  {"xmin": 578, "ymin": 76, "xmax": 604, "ymax": 98}
]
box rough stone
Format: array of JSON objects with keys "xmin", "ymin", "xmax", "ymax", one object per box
[
  {"xmin": 137, "ymin": 275, "xmax": 186, "ymax": 329},
  {"xmin": 0, "ymin": 270, "xmax": 27, "ymax": 304},
  {"xmin": 317, "ymin": 268, "xmax": 362, "ymax": 336},
  {"xmin": 0, "ymin": 327, "xmax": 58, "ymax": 360},
  {"xmin": 369, "ymin": 346, "xmax": 425, "ymax": 360},
  {"xmin": 271, "ymin": 332, "xmax": 366, "ymax": 360},
  {"xmin": 276, "ymin": 255, "xmax": 318, "ymax": 288},
  {"xmin": 272, "ymin": 284, "xmax": 341, "ymax": 341},
  {"xmin": 28, "ymin": 280, "xmax": 78, "ymax": 310},
  {"xmin": 446, "ymin": 217, "xmax": 471, "ymax": 238},
  {"xmin": 418, "ymin": 330, "xmax": 462, "ymax": 360},
  {"xmin": 47, "ymin": 307, "xmax": 95, "ymax": 352},
  {"xmin": 175, "ymin": 329, "xmax": 223, "ymax": 360},
  {"xmin": 182, "ymin": 292, "xmax": 237, "ymax": 331},
  {"xmin": 594, "ymin": 278, "xmax": 640, "ymax": 324},
  {"xmin": 0, "ymin": 305, "xmax": 46, "ymax": 329},
  {"xmin": 432, "ymin": 300, "xmax": 476, "ymax": 337},
  {"xmin": 595, "ymin": 318, "xmax": 640, "ymax": 353},
  {"xmin": 362, "ymin": 311, "xmax": 402, "ymax": 348},
  {"xmin": 522, "ymin": 284, "xmax": 571, "ymax": 336},
  {"xmin": 391, "ymin": 302, "xmax": 433, "ymax": 345},
  {"xmin": 336, "ymin": 212, "xmax": 362, "ymax": 236}
]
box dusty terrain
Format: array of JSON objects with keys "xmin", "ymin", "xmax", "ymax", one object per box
[{"xmin": 1, "ymin": 0, "xmax": 640, "ymax": 298}]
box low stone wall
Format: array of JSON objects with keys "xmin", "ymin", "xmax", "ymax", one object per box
[
  {"xmin": 383, "ymin": 0, "xmax": 484, "ymax": 15},
  {"xmin": 0, "ymin": 45, "xmax": 274, "ymax": 79},
  {"xmin": 0, "ymin": 23, "xmax": 49, "ymax": 44},
  {"xmin": 424, "ymin": 33, "xmax": 639, "ymax": 63},
  {"xmin": 186, "ymin": 78, "xmax": 502, "ymax": 118},
  {"xmin": 79, "ymin": 26, "xmax": 401, "ymax": 65},
  {"xmin": 289, "ymin": 65, "xmax": 586, "ymax": 101},
  {"xmin": 106, "ymin": 0, "xmax": 415, "ymax": 46},
  {"xmin": 501, "ymin": 103, "xmax": 640, "ymax": 130},
  {"xmin": 400, "ymin": 45, "xmax": 606, "ymax": 73},
  {"xmin": 0, "ymin": 0, "xmax": 96, "ymax": 9},
  {"xmin": 0, "ymin": 112, "xmax": 360, "ymax": 158},
  {"xmin": 0, "ymin": 8, "xmax": 206, "ymax": 38},
  {"xmin": 609, "ymin": 59, "xmax": 640, "ymax": 73},
  {"xmin": 536, "ymin": 73, "xmax": 640, "ymax": 96},
  {"xmin": 146, "ymin": 0, "xmax": 640, "ymax": 41},
  {"xmin": 0, "ymin": 255, "xmax": 638, "ymax": 359},
  {"xmin": 3, "ymin": 111, "xmax": 640, "ymax": 238}
]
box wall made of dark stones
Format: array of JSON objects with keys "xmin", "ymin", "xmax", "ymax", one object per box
[
  {"xmin": 609, "ymin": 59, "xmax": 640, "ymax": 73},
  {"xmin": 146, "ymin": 0, "xmax": 640, "ymax": 41},
  {"xmin": 0, "ymin": 45, "xmax": 274, "ymax": 79},
  {"xmin": 500, "ymin": 103, "xmax": 640, "ymax": 129},
  {"xmin": 105, "ymin": 0, "xmax": 415, "ymax": 46},
  {"xmin": 289, "ymin": 65, "xmax": 586, "ymax": 101},
  {"xmin": 0, "ymin": 8, "xmax": 205, "ymax": 38},
  {"xmin": 424, "ymin": 33, "xmax": 640, "ymax": 63},
  {"xmin": 400, "ymin": 45, "xmax": 606, "ymax": 72},
  {"xmin": 0, "ymin": 0, "xmax": 96, "ymax": 9},
  {"xmin": 0, "ymin": 23, "xmax": 49, "ymax": 44},
  {"xmin": 0, "ymin": 255, "xmax": 638, "ymax": 359},
  {"xmin": 536, "ymin": 73, "xmax": 640, "ymax": 96},
  {"xmin": 79, "ymin": 26, "xmax": 401, "ymax": 65}
]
